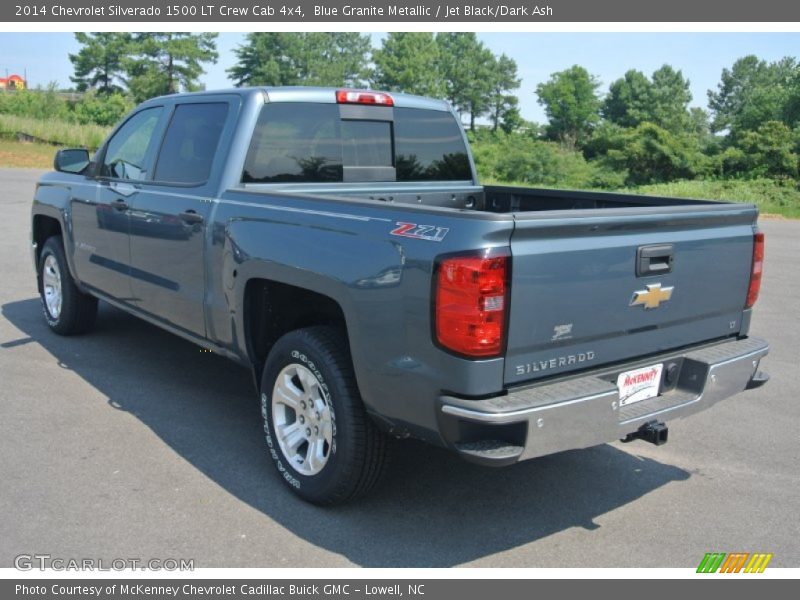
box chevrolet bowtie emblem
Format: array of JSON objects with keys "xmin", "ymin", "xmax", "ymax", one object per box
[{"xmin": 630, "ymin": 283, "xmax": 674, "ymax": 309}]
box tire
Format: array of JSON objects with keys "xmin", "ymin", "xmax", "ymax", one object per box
[
  {"xmin": 38, "ymin": 236, "xmax": 98, "ymax": 335},
  {"xmin": 260, "ymin": 326, "xmax": 388, "ymax": 505}
]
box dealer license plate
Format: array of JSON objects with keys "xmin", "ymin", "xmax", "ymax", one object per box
[{"xmin": 617, "ymin": 363, "xmax": 663, "ymax": 406}]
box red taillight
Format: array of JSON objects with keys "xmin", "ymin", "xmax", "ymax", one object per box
[
  {"xmin": 336, "ymin": 89, "xmax": 394, "ymax": 106},
  {"xmin": 745, "ymin": 231, "xmax": 765, "ymax": 308},
  {"xmin": 435, "ymin": 250, "xmax": 510, "ymax": 358}
]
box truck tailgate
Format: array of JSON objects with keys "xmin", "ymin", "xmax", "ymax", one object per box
[{"xmin": 505, "ymin": 206, "xmax": 758, "ymax": 385}]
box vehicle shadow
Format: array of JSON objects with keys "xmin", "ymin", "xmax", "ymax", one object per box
[{"xmin": 2, "ymin": 298, "xmax": 691, "ymax": 567}]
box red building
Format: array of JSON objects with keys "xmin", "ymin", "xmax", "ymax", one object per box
[{"xmin": 0, "ymin": 74, "xmax": 26, "ymax": 90}]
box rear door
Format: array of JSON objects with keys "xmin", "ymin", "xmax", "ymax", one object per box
[
  {"xmin": 504, "ymin": 207, "xmax": 757, "ymax": 385},
  {"xmin": 126, "ymin": 98, "xmax": 235, "ymax": 336}
]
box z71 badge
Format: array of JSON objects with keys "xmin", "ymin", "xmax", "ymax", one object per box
[{"xmin": 390, "ymin": 222, "xmax": 449, "ymax": 242}]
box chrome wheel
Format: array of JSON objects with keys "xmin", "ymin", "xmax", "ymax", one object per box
[
  {"xmin": 271, "ymin": 363, "xmax": 333, "ymax": 476},
  {"xmin": 42, "ymin": 254, "xmax": 62, "ymax": 319}
]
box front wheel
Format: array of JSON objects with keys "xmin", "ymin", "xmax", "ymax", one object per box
[
  {"xmin": 38, "ymin": 236, "xmax": 97, "ymax": 335},
  {"xmin": 260, "ymin": 326, "xmax": 388, "ymax": 505}
]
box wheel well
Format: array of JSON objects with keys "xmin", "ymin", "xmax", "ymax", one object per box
[
  {"xmin": 244, "ymin": 279, "xmax": 348, "ymax": 375},
  {"xmin": 32, "ymin": 215, "xmax": 62, "ymax": 264}
]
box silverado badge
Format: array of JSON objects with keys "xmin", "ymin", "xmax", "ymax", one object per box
[{"xmin": 630, "ymin": 283, "xmax": 674, "ymax": 309}]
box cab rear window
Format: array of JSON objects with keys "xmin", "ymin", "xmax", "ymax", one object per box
[
  {"xmin": 394, "ymin": 108, "xmax": 472, "ymax": 181},
  {"xmin": 242, "ymin": 103, "xmax": 471, "ymax": 184}
]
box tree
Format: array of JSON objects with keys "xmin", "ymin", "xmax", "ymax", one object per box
[
  {"xmin": 125, "ymin": 33, "xmax": 218, "ymax": 102},
  {"xmin": 736, "ymin": 121, "xmax": 798, "ymax": 178},
  {"xmin": 437, "ymin": 33, "xmax": 496, "ymax": 131},
  {"xmin": 228, "ymin": 33, "xmax": 299, "ymax": 87},
  {"xmin": 69, "ymin": 33, "xmax": 131, "ymax": 94},
  {"xmin": 305, "ymin": 33, "xmax": 371, "ymax": 87},
  {"xmin": 372, "ymin": 33, "xmax": 444, "ymax": 98},
  {"xmin": 228, "ymin": 33, "xmax": 370, "ymax": 88},
  {"xmin": 602, "ymin": 69, "xmax": 652, "ymax": 128},
  {"xmin": 708, "ymin": 55, "xmax": 800, "ymax": 137},
  {"xmin": 688, "ymin": 107, "xmax": 711, "ymax": 136},
  {"xmin": 593, "ymin": 122, "xmax": 709, "ymax": 185},
  {"xmin": 649, "ymin": 65, "xmax": 692, "ymax": 133},
  {"xmin": 603, "ymin": 65, "xmax": 692, "ymax": 133},
  {"xmin": 498, "ymin": 96, "xmax": 524, "ymax": 134},
  {"xmin": 487, "ymin": 53, "xmax": 521, "ymax": 132},
  {"xmin": 536, "ymin": 65, "xmax": 601, "ymax": 149}
]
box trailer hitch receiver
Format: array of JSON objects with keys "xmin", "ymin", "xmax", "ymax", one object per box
[{"xmin": 622, "ymin": 420, "xmax": 669, "ymax": 446}]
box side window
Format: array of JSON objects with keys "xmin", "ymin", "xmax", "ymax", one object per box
[
  {"xmin": 100, "ymin": 107, "xmax": 163, "ymax": 180},
  {"xmin": 154, "ymin": 103, "xmax": 229, "ymax": 185},
  {"xmin": 242, "ymin": 103, "xmax": 343, "ymax": 184}
]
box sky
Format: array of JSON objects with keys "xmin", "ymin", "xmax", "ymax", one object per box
[{"xmin": 0, "ymin": 32, "xmax": 797, "ymax": 124}]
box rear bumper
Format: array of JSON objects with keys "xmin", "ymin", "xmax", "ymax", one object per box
[{"xmin": 438, "ymin": 337, "xmax": 769, "ymax": 466}]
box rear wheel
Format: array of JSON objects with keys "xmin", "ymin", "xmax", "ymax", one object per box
[
  {"xmin": 38, "ymin": 236, "xmax": 97, "ymax": 335},
  {"xmin": 260, "ymin": 326, "xmax": 388, "ymax": 505}
]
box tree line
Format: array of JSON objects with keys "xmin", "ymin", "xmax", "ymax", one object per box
[
  {"xmin": 529, "ymin": 59, "xmax": 800, "ymax": 184},
  {"xmin": 69, "ymin": 32, "xmax": 218, "ymax": 101},
  {"xmin": 67, "ymin": 32, "xmax": 522, "ymax": 133},
  {"xmin": 6, "ymin": 32, "xmax": 799, "ymax": 187}
]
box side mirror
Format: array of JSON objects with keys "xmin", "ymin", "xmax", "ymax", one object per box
[{"xmin": 54, "ymin": 148, "xmax": 90, "ymax": 174}]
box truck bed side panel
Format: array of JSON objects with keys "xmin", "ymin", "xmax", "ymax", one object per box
[{"xmin": 207, "ymin": 189, "xmax": 513, "ymax": 440}]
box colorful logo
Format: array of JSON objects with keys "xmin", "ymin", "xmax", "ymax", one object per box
[
  {"xmin": 697, "ymin": 552, "xmax": 773, "ymax": 573},
  {"xmin": 630, "ymin": 283, "xmax": 674, "ymax": 309}
]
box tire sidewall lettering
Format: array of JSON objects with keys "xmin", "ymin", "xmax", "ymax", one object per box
[
  {"xmin": 39, "ymin": 249, "xmax": 60, "ymax": 327},
  {"xmin": 261, "ymin": 392, "xmax": 301, "ymax": 489},
  {"xmin": 261, "ymin": 346, "xmax": 338, "ymax": 490},
  {"xmin": 289, "ymin": 348, "xmax": 337, "ymax": 451}
]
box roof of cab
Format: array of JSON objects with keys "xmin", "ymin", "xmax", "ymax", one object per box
[{"xmin": 141, "ymin": 86, "xmax": 452, "ymax": 112}]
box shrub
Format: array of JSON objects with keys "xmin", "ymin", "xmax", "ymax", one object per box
[
  {"xmin": 73, "ymin": 91, "xmax": 133, "ymax": 127},
  {"xmin": 469, "ymin": 130, "xmax": 618, "ymax": 188},
  {"xmin": 736, "ymin": 121, "xmax": 798, "ymax": 179},
  {"xmin": 590, "ymin": 122, "xmax": 711, "ymax": 185},
  {"xmin": 0, "ymin": 84, "xmax": 70, "ymax": 120}
]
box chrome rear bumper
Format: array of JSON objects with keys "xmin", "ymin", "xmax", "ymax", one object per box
[{"xmin": 438, "ymin": 337, "xmax": 769, "ymax": 465}]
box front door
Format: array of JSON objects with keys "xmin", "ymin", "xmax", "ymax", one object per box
[{"xmin": 70, "ymin": 106, "xmax": 165, "ymax": 301}]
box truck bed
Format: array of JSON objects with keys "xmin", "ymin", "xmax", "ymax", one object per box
[
  {"xmin": 273, "ymin": 182, "xmax": 735, "ymax": 213},
  {"xmin": 481, "ymin": 185, "xmax": 717, "ymax": 212}
]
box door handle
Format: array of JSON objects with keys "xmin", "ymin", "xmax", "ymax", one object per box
[
  {"xmin": 111, "ymin": 199, "xmax": 129, "ymax": 211},
  {"xmin": 179, "ymin": 210, "xmax": 204, "ymax": 224},
  {"xmin": 636, "ymin": 244, "xmax": 674, "ymax": 277}
]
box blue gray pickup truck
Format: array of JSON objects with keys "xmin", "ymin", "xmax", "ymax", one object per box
[{"xmin": 31, "ymin": 87, "xmax": 769, "ymax": 504}]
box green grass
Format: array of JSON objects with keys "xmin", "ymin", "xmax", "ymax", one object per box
[
  {"xmin": 629, "ymin": 179, "xmax": 800, "ymax": 219},
  {"xmin": 0, "ymin": 114, "xmax": 110, "ymax": 150},
  {"xmin": 0, "ymin": 139, "xmax": 58, "ymax": 169}
]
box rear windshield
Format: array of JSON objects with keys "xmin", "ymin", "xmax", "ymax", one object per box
[{"xmin": 242, "ymin": 103, "xmax": 471, "ymax": 184}]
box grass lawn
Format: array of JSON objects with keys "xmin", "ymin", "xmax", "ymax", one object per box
[
  {"xmin": 0, "ymin": 114, "xmax": 109, "ymax": 149},
  {"xmin": 631, "ymin": 179, "xmax": 800, "ymax": 219},
  {"xmin": 0, "ymin": 139, "xmax": 56, "ymax": 169}
]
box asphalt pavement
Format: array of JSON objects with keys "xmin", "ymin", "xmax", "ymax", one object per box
[{"xmin": 1, "ymin": 167, "xmax": 797, "ymax": 568}]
